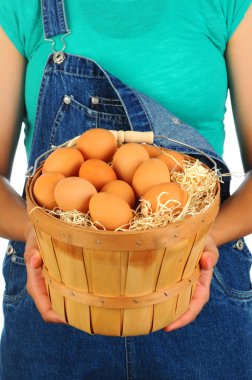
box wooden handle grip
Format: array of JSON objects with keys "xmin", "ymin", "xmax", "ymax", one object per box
[
  {"xmin": 66, "ymin": 130, "xmax": 154, "ymax": 147},
  {"xmin": 109, "ymin": 130, "xmax": 154, "ymax": 144}
]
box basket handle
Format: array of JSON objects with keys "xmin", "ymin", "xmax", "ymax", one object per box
[
  {"xmin": 26, "ymin": 129, "xmax": 218, "ymax": 177},
  {"xmin": 109, "ymin": 130, "xmax": 154, "ymax": 144}
]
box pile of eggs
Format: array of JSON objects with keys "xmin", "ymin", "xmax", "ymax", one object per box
[{"xmin": 33, "ymin": 128, "xmax": 188, "ymax": 231}]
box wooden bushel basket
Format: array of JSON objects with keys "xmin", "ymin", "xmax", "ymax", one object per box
[{"xmin": 26, "ymin": 131, "xmax": 220, "ymax": 336}]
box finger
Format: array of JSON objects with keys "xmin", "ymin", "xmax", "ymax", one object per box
[
  {"xmin": 24, "ymin": 248, "xmax": 42, "ymax": 269},
  {"xmin": 164, "ymin": 268, "xmax": 213, "ymax": 332},
  {"xmin": 200, "ymin": 251, "xmax": 218, "ymax": 270},
  {"xmin": 26, "ymin": 263, "xmax": 65, "ymax": 324},
  {"xmin": 30, "ymin": 252, "xmax": 43, "ymax": 269},
  {"xmin": 200, "ymin": 237, "xmax": 219, "ymax": 270}
]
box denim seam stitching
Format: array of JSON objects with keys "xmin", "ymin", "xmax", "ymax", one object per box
[
  {"xmin": 3, "ymin": 288, "xmax": 27, "ymax": 304},
  {"xmin": 56, "ymin": 0, "xmax": 68, "ymax": 34},
  {"xmin": 70, "ymin": 98, "xmax": 128, "ymax": 119},
  {"xmin": 61, "ymin": 0, "xmax": 70, "ymax": 32},
  {"xmin": 45, "ymin": 69, "xmax": 106, "ymax": 79},
  {"xmin": 41, "ymin": 0, "xmax": 48, "ymax": 39},
  {"xmin": 49, "ymin": 99, "xmax": 69, "ymax": 147},
  {"xmin": 11, "ymin": 255, "xmax": 26, "ymax": 266},
  {"xmin": 132, "ymin": 91, "xmax": 154, "ymax": 133},
  {"xmin": 32, "ymin": 67, "xmax": 52, "ymax": 152},
  {"xmin": 213, "ymin": 269, "xmax": 252, "ymax": 300}
]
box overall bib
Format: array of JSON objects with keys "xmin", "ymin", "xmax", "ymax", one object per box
[{"xmin": 1, "ymin": 1, "xmax": 252, "ymax": 379}]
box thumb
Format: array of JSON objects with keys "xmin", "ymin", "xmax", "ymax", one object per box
[
  {"xmin": 200, "ymin": 248, "xmax": 219, "ymax": 270},
  {"xmin": 200, "ymin": 235, "xmax": 219, "ymax": 270},
  {"xmin": 25, "ymin": 249, "xmax": 42, "ymax": 269},
  {"xmin": 29, "ymin": 251, "xmax": 42, "ymax": 269}
]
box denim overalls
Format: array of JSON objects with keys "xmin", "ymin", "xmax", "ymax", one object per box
[{"xmin": 1, "ymin": 1, "xmax": 252, "ymax": 379}]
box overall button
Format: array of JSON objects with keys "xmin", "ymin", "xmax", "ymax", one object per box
[
  {"xmin": 91, "ymin": 96, "xmax": 100, "ymax": 105},
  {"xmin": 171, "ymin": 117, "xmax": 181, "ymax": 125},
  {"xmin": 53, "ymin": 51, "xmax": 65, "ymax": 64},
  {"xmin": 6, "ymin": 245, "xmax": 15, "ymax": 256},
  {"xmin": 64, "ymin": 95, "xmax": 72, "ymax": 105},
  {"xmin": 233, "ymin": 239, "xmax": 244, "ymax": 251}
]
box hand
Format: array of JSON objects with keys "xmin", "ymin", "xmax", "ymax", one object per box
[
  {"xmin": 163, "ymin": 234, "xmax": 219, "ymax": 332},
  {"xmin": 24, "ymin": 225, "xmax": 65, "ymax": 324}
]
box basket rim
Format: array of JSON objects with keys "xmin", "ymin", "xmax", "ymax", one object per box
[{"xmin": 26, "ymin": 168, "xmax": 220, "ymax": 250}]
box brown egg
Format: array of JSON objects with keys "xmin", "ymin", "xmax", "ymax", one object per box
[
  {"xmin": 54, "ymin": 177, "xmax": 97, "ymax": 212},
  {"xmin": 132, "ymin": 158, "xmax": 170, "ymax": 197},
  {"xmin": 76, "ymin": 128, "xmax": 117, "ymax": 161},
  {"xmin": 142, "ymin": 182, "xmax": 188, "ymax": 213},
  {"xmin": 158, "ymin": 149, "xmax": 184, "ymax": 172},
  {"xmin": 79, "ymin": 159, "xmax": 117, "ymax": 191},
  {"xmin": 33, "ymin": 172, "xmax": 65, "ymax": 209},
  {"xmin": 112, "ymin": 143, "xmax": 149, "ymax": 184},
  {"xmin": 42, "ymin": 147, "xmax": 84, "ymax": 177},
  {"xmin": 101, "ymin": 180, "xmax": 136, "ymax": 208},
  {"xmin": 89, "ymin": 192, "xmax": 133, "ymax": 230},
  {"xmin": 142, "ymin": 144, "xmax": 161, "ymax": 158}
]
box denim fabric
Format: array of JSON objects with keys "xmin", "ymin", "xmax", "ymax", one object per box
[
  {"xmin": 1, "ymin": 0, "xmax": 252, "ymax": 379},
  {"xmin": 1, "ymin": 239, "xmax": 252, "ymax": 380},
  {"xmin": 41, "ymin": 0, "xmax": 70, "ymax": 39}
]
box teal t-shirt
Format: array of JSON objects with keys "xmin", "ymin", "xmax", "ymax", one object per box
[{"xmin": 0, "ymin": 0, "xmax": 251, "ymax": 158}]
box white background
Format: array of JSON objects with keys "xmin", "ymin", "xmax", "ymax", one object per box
[{"xmin": 0, "ymin": 94, "xmax": 251, "ymax": 332}]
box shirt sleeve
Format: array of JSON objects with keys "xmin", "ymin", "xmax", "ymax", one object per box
[
  {"xmin": 0, "ymin": 1, "xmax": 26, "ymax": 56},
  {"xmin": 219, "ymin": 0, "xmax": 252, "ymax": 41}
]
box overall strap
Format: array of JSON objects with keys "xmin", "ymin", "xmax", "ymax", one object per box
[{"xmin": 41, "ymin": 0, "xmax": 70, "ymax": 39}]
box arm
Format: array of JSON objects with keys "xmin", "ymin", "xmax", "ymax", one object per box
[
  {"xmin": 0, "ymin": 27, "xmax": 32, "ymax": 241},
  {"xmin": 0, "ymin": 28, "xmax": 63, "ymax": 323},
  {"xmin": 211, "ymin": 5, "xmax": 252, "ymax": 245},
  {"xmin": 165, "ymin": 5, "xmax": 252, "ymax": 331}
]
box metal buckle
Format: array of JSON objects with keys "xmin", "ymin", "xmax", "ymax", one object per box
[
  {"xmin": 232, "ymin": 239, "xmax": 244, "ymax": 251},
  {"xmin": 45, "ymin": 31, "xmax": 71, "ymax": 64},
  {"xmin": 53, "ymin": 51, "xmax": 66, "ymax": 64}
]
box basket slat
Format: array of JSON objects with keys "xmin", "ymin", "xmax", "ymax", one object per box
[
  {"xmin": 52, "ymin": 239, "xmax": 91, "ymax": 333},
  {"xmin": 182, "ymin": 223, "xmax": 211, "ymax": 280},
  {"xmin": 122, "ymin": 248, "xmax": 164, "ymax": 336},
  {"xmin": 35, "ymin": 229, "xmax": 67, "ymax": 321},
  {"xmin": 87, "ymin": 249, "xmax": 123, "ymax": 335},
  {"xmin": 155, "ymin": 238, "xmax": 195, "ymax": 290},
  {"xmin": 152, "ymin": 297, "xmax": 177, "ymax": 331},
  {"xmin": 152, "ymin": 238, "xmax": 195, "ymax": 331},
  {"xmin": 48, "ymin": 285, "xmax": 66, "ymax": 321},
  {"xmin": 122, "ymin": 306, "xmax": 153, "ymax": 336},
  {"xmin": 36, "ymin": 230, "xmax": 61, "ymax": 281},
  {"xmin": 175, "ymin": 283, "xmax": 193, "ymax": 318}
]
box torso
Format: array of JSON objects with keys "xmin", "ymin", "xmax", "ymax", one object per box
[{"xmin": 21, "ymin": 0, "xmax": 230, "ymax": 156}]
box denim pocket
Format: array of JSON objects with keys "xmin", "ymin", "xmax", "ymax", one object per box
[
  {"xmin": 2, "ymin": 245, "xmax": 27, "ymax": 305},
  {"xmin": 49, "ymin": 94, "xmax": 130, "ymax": 147},
  {"xmin": 213, "ymin": 239, "xmax": 252, "ymax": 301}
]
